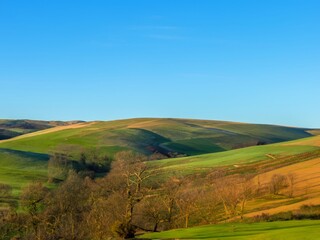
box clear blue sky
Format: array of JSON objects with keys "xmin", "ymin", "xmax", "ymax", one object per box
[{"xmin": 1, "ymin": 0, "xmax": 319, "ymax": 127}]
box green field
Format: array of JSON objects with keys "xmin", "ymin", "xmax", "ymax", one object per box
[
  {"xmin": 0, "ymin": 149, "xmax": 48, "ymax": 193},
  {"xmin": 140, "ymin": 220, "xmax": 320, "ymax": 239},
  {"xmin": 0, "ymin": 118, "xmax": 315, "ymax": 157},
  {"xmin": 150, "ymin": 141, "xmax": 320, "ymax": 174},
  {"xmin": 0, "ymin": 118, "xmax": 318, "ymax": 191},
  {"xmin": 1, "ymin": 118, "xmax": 320, "ymax": 239}
]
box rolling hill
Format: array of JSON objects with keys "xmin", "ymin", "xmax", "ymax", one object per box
[
  {"xmin": 0, "ymin": 119, "xmax": 83, "ymax": 140},
  {"xmin": 0, "ymin": 118, "xmax": 316, "ymax": 157},
  {"xmin": 149, "ymin": 135, "xmax": 320, "ymax": 173},
  {"xmin": 0, "ymin": 118, "xmax": 320, "ymax": 238},
  {"xmin": 0, "ymin": 117, "xmax": 317, "ymax": 195},
  {"xmin": 150, "ymin": 134, "xmax": 320, "ymax": 219}
]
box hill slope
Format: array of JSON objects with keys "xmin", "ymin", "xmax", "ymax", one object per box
[
  {"xmin": 0, "ymin": 119, "xmax": 83, "ymax": 140},
  {"xmin": 0, "ymin": 118, "xmax": 315, "ymax": 157},
  {"xmin": 150, "ymin": 135, "xmax": 320, "ymax": 217},
  {"xmin": 0, "ymin": 149, "xmax": 48, "ymax": 191},
  {"xmin": 150, "ymin": 135, "xmax": 320, "ymax": 173},
  {"xmin": 0, "ymin": 118, "xmax": 319, "ymax": 226},
  {"xmin": 0, "ymin": 118, "xmax": 317, "ymax": 195}
]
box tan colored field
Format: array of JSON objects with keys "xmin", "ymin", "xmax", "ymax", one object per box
[
  {"xmin": 246, "ymin": 157, "xmax": 320, "ymax": 217},
  {"xmin": 127, "ymin": 118, "xmax": 245, "ymax": 129},
  {"xmin": 127, "ymin": 119, "xmax": 173, "ymax": 128},
  {"xmin": 282, "ymin": 135, "xmax": 320, "ymax": 147}
]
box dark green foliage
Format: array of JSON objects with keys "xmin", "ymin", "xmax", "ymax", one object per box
[
  {"xmin": 47, "ymin": 150, "xmax": 112, "ymax": 182},
  {"xmin": 0, "ymin": 129, "xmax": 20, "ymax": 140}
]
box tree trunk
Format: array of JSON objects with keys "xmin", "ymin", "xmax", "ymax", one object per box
[
  {"xmin": 153, "ymin": 222, "xmax": 159, "ymax": 232},
  {"xmin": 185, "ymin": 213, "xmax": 189, "ymax": 228}
]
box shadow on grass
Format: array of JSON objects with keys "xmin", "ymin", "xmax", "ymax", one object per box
[{"xmin": 0, "ymin": 148, "xmax": 49, "ymax": 161}]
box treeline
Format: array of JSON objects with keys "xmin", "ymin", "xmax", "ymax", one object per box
[
  {"xmin": 47, "ymin": 150, "xmax": 112, "ymax": 182},
  {"xmin": 0, "ymin": 151, "xmax": 305, "ymax": 239}
]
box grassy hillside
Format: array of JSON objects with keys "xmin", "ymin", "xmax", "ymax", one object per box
[
  {"xmin": 140, "ymin": 220, "xmax": 320, "ymax": 239},
  {"xmin": 150, "ymin": 135, "xmax": 320, "ymax": 173},
  {"xmin": 0, "ymin": 118, "xmax": 318, "ymax": 213},
  {"xmin": 0, "ymin": 149, "xmax": 48, "ymax": 192},
  {"xmin": 0, "ymin": 118, "xmax": 317, "ymax": 192},
  {"xmin": 244, "ymin": 156, "xmax": 320, "ymax": 217},
  {"xmin": 0, "ymin": 149, "xmax": 49, "ymax": 210},
  {"xmin": 0, "ymin": 118, "xmax": 319, "ymax": 238},
  {"xmin": 149, "ymin": 135, "xmax": 320, "ymax": 219},
  {"xmin": 0, "ymin": 118, "xmax": 315, "ymax": 157},
  {"xmin": 0, "ymin": 119, "xmax": 83, "ymax": 140}
]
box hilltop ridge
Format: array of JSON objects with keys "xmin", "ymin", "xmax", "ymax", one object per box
[{"xmin": 0, "ymin": 118, "xmax": 315, "ymax": 157}]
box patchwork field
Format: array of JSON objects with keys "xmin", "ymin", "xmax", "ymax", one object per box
[
  {"xmin": 0, "ymin": 118, "xmax": 320, "ymax": 239},
  {"xmin": 0, "ymin": 118, "xmax": 315, "ymax": 157},
  {"xmin": 0, "ymin": 119, "xmax": 319, "ymax": 196},
  {"xmin": 146, "ymin": 135, "xmax": 320, "ymax": 225}
]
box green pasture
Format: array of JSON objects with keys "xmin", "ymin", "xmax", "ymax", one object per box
[
  {"xmin": 0, "ymin": 149, "xmax": 48, "ymax": 194},
  {"xmin": 150, "ymin": 143, "xmax": 320, "ymax": 173},
  {"xmin": 0, "ymin": 118, "xmax": 314, "ymax": 157},
  {"xmin": 140, "ymin": 220, "xmax": 320, "ymax": 239}
]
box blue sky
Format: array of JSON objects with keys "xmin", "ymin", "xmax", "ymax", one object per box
[{"xmin": 1, "ymin": 0, "xmax": 319, "ymax": 127}]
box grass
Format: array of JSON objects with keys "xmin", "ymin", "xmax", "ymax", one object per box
[
  {"xmin": 0, "ymin": 119, "xmax": 73, "ymax": 140},
  {"xmin": 140, "ymin": 220, "xmax": 320, "ymax": 239},
  {"xmin": 0, "ymin": 119, "xmax": 318, "ymax": 193},
  {"xmin": 0, "ymin": 118, "xmax": 318, "ymax": 211},
  {"xmin": 0, "ymin": 118, "xmax": 314, "ymax": 157},
  {"xmin": 149, "ymin": 142, "xmax": 320, "ymax": 173},
  {"xmin": 0, "ymin": 149, "xmax": 48, "ymax": 194}
]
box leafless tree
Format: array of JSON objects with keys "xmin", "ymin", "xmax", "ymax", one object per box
[
  {"xmin": 269, "ymin": 174, "xmax": 288, "ymax": 195},
  {"xmin": 287, "ymin": 173, "xmax": 297, "ymax": 198},
  {"xmin": 104, "ymin": 151, "xmax": 155, "ymax": 238}
]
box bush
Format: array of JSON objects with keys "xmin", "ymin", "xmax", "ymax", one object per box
[{"xmin": 0, "ymin": 183, "xmax": 12, "ymax": 198}]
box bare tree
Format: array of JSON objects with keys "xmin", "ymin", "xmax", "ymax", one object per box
[
  {"xmin": 135, "ymin": 195, "xmax": 168, "ymax": 232},
  {"xmin": 238, "ymin": 176, "xmax": 255, "ymax": 219},
  {"xmin": 41, "ymin": 171, "xmax": 91, "ymax": 240},
  {"xmin": 20, "ymin": 182, "xmax": 49, "ymax": 239},
  {"xmin": 287, "ymin": 173, "xmax": 297, "ymax": 198},
  {"xmin": 269, "ymin": 174, "xmax": 288, "ymax": 195},
  {"xmin": 47, "ymin": 152, "xmax": 70, "ymax": 182},
  {"xmin": 105, "ymin": 151, "xmax": 154, "ymax": 239},
  {"xmin": 176, "ymin": 187, "xmax": 199, "ymax": 228},
  {"xmin": 212, "ymin": 174, "xmax": 256, "ymax": 220}
]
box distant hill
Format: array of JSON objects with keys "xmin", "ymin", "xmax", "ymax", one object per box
[
  {"xmin": 0, "ymin": 119, "xmax": 84, "ymax": 140},
  {"xmin": 0, "ymin": 118, "xmax": 319, "ymax": 215},
  {"xmin": 0, "ymin": 118, "xmax": 316, "ymax": 157}
]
